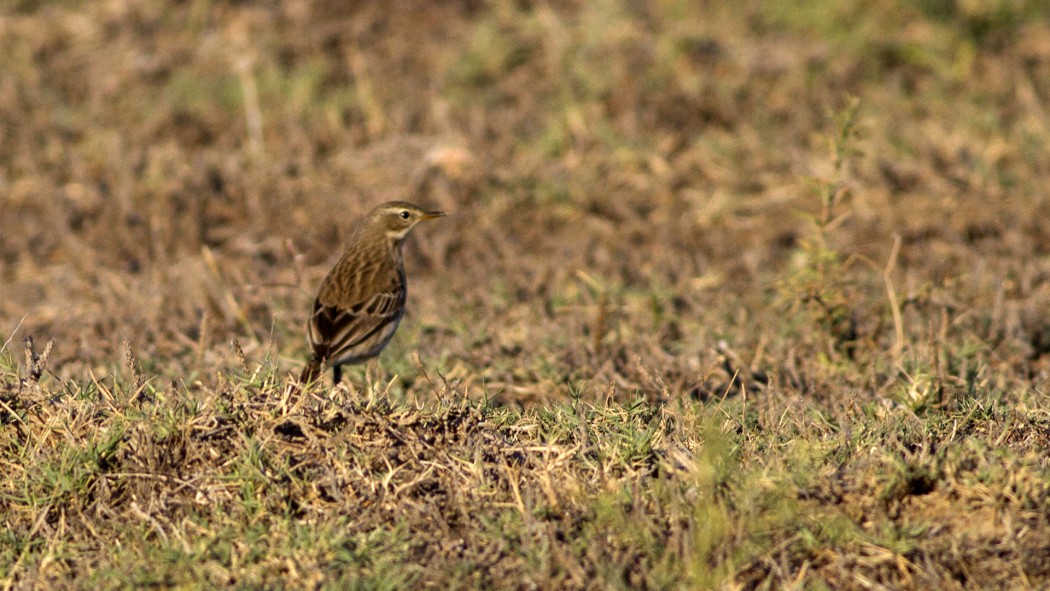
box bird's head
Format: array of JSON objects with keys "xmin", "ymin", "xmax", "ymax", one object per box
[{"xmin": 367, "ymin": 201, "xmax": 447, "ymax": 243}]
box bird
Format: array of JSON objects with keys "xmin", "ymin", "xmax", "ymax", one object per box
[{"xmin": 299, "ymin": 201, "xmax": 446, "ymax": 386}]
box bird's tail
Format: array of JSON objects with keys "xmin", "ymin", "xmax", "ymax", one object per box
[{"xmin": 298, "ymin": 356, "xmax": 324, "ymax": 385}]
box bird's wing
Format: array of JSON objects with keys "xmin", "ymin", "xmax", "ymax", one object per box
[{"xmin": 307, "ymin": 267, "xmax": 406, "ymax": 361}]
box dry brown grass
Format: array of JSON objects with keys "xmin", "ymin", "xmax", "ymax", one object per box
[{"xmin": 2, "ymin": 0, "xmax": 1050, "ymax": 589}]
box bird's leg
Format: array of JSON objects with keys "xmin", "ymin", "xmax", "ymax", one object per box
[
  {"xmin": 366, "ymin": 359, "xmax": 381, "ymax": 395},
  {"xmin": 332, "ymin": 364, "xmax": 342, "ymax": 385}
]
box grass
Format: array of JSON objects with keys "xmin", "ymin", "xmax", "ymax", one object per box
[{"xmin": 2, "ymin": 0, "xmax": 1050, "ymax": 589}]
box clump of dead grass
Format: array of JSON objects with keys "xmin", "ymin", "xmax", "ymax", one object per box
[{"xmin": 2, "ymin": 347, "xmax": 1048, "ymax": 589}]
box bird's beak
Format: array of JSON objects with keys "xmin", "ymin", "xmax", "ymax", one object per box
[{"xmin": 421, "ymin": 210, "xmax": 448, "ymax": 220}]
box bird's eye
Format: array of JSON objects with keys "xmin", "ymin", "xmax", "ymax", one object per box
[{"xmin": 399, "ymin": 211, "xmax": 410, "ymax": 220}]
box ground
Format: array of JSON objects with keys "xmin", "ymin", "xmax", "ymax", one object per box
[{"xmin": 2, "ymin": 1, "xmax": 1050, "ymax": 589}]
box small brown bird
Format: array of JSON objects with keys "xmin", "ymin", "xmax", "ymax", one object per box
[{"xmin": 299, "ymin": 201, "xmax": 446, "ymax": 385}]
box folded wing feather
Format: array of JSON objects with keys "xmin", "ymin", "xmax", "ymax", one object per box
[{"xmin": 307, "ymin": 271, "xmax": 406, "ymax": 364}]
